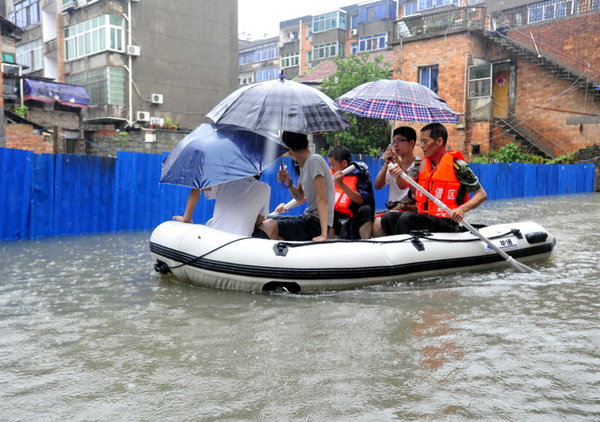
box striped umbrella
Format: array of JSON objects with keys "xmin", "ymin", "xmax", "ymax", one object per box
[
  {"xmin": 336, "ymin": 79, "xmax": 460, "ymax": 124},
  {"xmin": 206, "ymin": 75, "xmax": 349, "ymax": 134}
]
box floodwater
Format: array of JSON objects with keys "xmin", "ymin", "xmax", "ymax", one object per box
[{"xmin": 1, "ymin": 194, "xmax": 599, "ymax": 421}]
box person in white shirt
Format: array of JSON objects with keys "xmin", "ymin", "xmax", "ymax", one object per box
[
  {"xmin": 372, "ymin": 126, "xmax": 420, "ymax": 237},
  {"xmin": 173, "ymin": 175, "xmax": 270, "ymax": 237}
]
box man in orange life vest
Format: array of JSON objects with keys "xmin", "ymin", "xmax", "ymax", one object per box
[
  {"xmin": 383, "ymin": 123, "xmax": 487, "ymax": 235},
  {"xmin": 327, "ymin": 145, "xmax": 375, "ymax": 239}
]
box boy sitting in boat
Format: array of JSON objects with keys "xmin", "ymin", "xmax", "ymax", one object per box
[
  {"xmin": 256, "ymin": 131, "xmax": 334, "ymax": 242},
  {"xmin": 383, "ymin": 123, "xmax": 488, "ymax": 235},
  {"xmin": 327, "ymin": 145, "xmax": 375, "ymax": 239}
]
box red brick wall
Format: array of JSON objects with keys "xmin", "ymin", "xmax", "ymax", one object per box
[
  {"xmin": 6, "ymin": 124, "xmax": 54, "ymax": 153},
  {"xmin": 394, "ymin": 23, "xmax": 600, "ymax": 158}
]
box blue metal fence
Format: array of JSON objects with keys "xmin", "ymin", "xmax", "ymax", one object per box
[{"xmin": 0, "ymin": 147, "xmax": 596, "ymax": 241}]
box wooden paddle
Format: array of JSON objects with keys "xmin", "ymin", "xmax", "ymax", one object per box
[{"xmin": 396, "ymin": 170, "xmax": 537, "ymax": 273}]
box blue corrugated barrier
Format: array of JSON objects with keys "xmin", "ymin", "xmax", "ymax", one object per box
[{"xmin": 0, "ymin": 147, "xmax": 596, "ymax": 241}]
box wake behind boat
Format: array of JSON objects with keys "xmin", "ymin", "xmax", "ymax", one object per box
[{"xmin": 150, "ymin": 220, "xmax": 556, "ymax": 293}]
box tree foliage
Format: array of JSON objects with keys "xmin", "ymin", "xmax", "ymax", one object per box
[
  {"xmin": 321, "ymin": 54, "xmax": 393, "ymax": 156},
  {"xmin": 470, "ymin": 142, "xmax": 578, "ymax": 164}
]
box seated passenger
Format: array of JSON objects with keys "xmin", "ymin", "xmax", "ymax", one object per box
[
  {"xmin": 373, "ymin": 126, "xmax": 420, "ymax": 237},
  {"xmin": 173, "ymin": 175, "xmax": 270, "ymax": 237},
  {"xmin": 327, "ymin": 145, "xmax": 375, "ymax": 239},
  {"xmin": 255, "ymin": 131, "xmax": 334, "ymax": 242},
  {"xmin": 383, "ymin": 123, "xmax": 487, "ymax": 235}
]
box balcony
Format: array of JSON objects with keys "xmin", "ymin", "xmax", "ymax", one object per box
[
  {"xmin": 391, "ymin": 5, "xmax": 485, "ymax": 43},
  {"xmin": 44, "ymin": 38, "xmax": 58, "ymax": 55},
  {"xmin": 494, "ymin": 0, "xmax": 600, "ymax": 29}
]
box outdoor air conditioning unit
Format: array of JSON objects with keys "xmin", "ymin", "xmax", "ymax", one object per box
[
  {"xmin": 77, "ymin": 0, "xmax": 87, "ymax": 7},
  {"xmin": 127, "ymin": 45, "xmax": 141, "ymax": 56},
  {"xmin": 350, "ymin": 29, "xmax": 357, "ymax": 36},
  {"xmin": 150, "ymin": 93, "xmax": 163, "ymax": 104},
  {"xmin": 136, "ymin": 111, "xmax": 150, "ymax": 122},
  {"xmin": 308, "ymin": 36, "xmax": 313, "ymax": 43}
]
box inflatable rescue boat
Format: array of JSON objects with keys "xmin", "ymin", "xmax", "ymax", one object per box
[{"xmin": 150, "ymin": 220, "xmax": 556, "ymax": 293}]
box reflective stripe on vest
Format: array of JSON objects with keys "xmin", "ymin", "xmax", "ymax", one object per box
[{"xmin": 415, "ymin": 150, "xmax": 466, "ymax": 218}]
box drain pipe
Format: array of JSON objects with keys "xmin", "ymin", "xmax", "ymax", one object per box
[{"xmin": 122, "ymin": 0, "xmax": 133, "ymax": 127}]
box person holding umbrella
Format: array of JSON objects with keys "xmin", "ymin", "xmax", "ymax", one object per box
[
  {"xmin": 256, "ymin": 131, "xmax": 335, "ymax": 242},
  {"xmin": 382, "ymin": 123, "xmax": 487, "ymax": 235}
]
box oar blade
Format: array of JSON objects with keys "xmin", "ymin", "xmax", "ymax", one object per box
[{"xmin": 507, "ymin": 256, "xmax": 538, "ymax": 273}]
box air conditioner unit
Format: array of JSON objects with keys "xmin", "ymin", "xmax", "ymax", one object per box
[
  {"xmin": 350, "ymin": 29, "xmax": 357, "ymax": 36},
  {"xmin": 136, "ymin": 111, "xmax": 150, "ymax": 122},
  {"xmin": 77, "ymin": 0, "xmax": 87, "ymax": 7},
  {"xmin": 278, "ymin": 42, "xmax": 284, "ymax": 48},
  {"xmin": 150, "ymin": 93, "xmax": 163, "ymax": 104},
  {"xmin": 2, "ymin": 63, "xmax": 21, "ymax": 75},
  {"xmin": 308, "ymin": 36, "xmax": 313, "ymax": 43},
  {"xmin": 127, "ymin": 45, "xmax": 141, "ymax": 56}
]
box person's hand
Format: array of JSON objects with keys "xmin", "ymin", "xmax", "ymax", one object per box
[
  {"xmin": 383, "ymin": 146, "xmax": 394, "ymax": 164},
  {"xmin": 387, "ymin": 163, "xmax": 404, "ymax": 180},
  {"xmin": 450, "ymin": 206, "xmax": 467, "ymax": 224},
  {"xmin": 277, "ymin": 168, "xmax": 291, "ymax": 186},
  {"xmin": 173, "ymin": 215, "xmax": 192, "ymax": 223},
  {"xmin": 312, "ymin": 234, "xmax": 327, "ymax": 242},
  {"xmin": 274, "ymin": 203, "xmax": 286, "ymax": 214},
  {"xmin": 333, "ymin": 171, "xmax": 345, "ymax": 186}
]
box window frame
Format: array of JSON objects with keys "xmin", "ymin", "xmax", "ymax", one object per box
[
  {"xmin": 419, "ymin": 65, "xmax": 439, "ymax": 94},
  {"xmin": 64, "ymin": 14, "xmax": 125, "ymax": 61},
  {"xmin": 467, "ymin": 63, "xmax": 492, "ymax": 98}
]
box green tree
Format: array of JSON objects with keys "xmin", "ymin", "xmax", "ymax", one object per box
[{"xmin": 321, "ymin": 54, "xmax": 392, "ymax": 156}]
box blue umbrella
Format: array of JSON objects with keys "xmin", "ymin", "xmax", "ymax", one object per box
[{"xmin": 160, "ymin": 123, "xmax": 287, "ymax": 190}]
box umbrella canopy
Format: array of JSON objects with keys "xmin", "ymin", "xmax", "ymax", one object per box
[
  {"xmin": 336, "ymin": 79, "xmax": 460, "ymax": 124},
  {"xmin": 160, "ymin": 124, "xmax": 287, "ymax": 190},
  {"xmin": 206, "ymin": 75, "xmax": 350, "ymax": 134}
]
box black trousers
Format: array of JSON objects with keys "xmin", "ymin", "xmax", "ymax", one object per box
[{"xmin": 381, "ymin": 210, "xmax": 465, "ymax": 235}]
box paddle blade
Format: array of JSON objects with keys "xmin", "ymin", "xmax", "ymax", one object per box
[{"xmin": 507, "ymin": 257, "xmax": 538, "ymax": 273}]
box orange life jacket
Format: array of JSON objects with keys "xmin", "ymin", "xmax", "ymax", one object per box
[
  {"xmin": 332, "ymin": 172, "xmax": 358, "ymax": 217},
  {"xmin": 415, "ymin": 150, "xmax": 467, "ymax": 218}
]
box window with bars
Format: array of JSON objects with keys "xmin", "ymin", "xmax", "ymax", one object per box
[
  {"xmin": 528, "ymin": 0, "xmax": 571, "ymax": 23},
  {"xmin": 64, "ymin": 15, "xmax": 124, "ymax": 61},
  {"xmin": 66, "ymin": 67, "xmax": 125, "ymax": 106},
  {"xmin": 16, "ymin": 39, "xmax": 43, "ymax": 73}
]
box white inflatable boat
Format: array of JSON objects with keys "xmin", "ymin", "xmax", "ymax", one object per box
[{"xmin": 149, "ymin": 220, "xmax": 556, "ymax": 293}]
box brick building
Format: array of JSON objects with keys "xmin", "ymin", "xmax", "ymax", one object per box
[{"xmin": 391, "ymin": 0, "xmax": 600, "ymax": 158}]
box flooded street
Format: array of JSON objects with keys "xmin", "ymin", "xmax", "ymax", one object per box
[{"xmin": 1, "ymin": 194, "xmax": 599, "ymax": 421}]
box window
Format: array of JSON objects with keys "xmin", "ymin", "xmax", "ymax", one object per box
[
  {"xmin": 66, "ymin": 67, "xmax": 125, "ymax": 105},
  {"xmin": 351, "ymin": 15, "xmax": 358, "ymax": 29},
  {"xmin": 359, "ymin": 1, "xmax": 396, "ymax": 22},
  {"xmin": 281, "ymin": 52, "xmax": 299, "ymax": 69},
  {"xmin": 16, "ymin": 39, "xmax": 42, "ymax": 73},
  {"xmin": 359, "ymin": 33, "xmax": 388, "ymax": 52},
  {"xmin": 404, "ymin": 0, "xmax": 458, "ymax": 14},
  {"xmin": 312, "ymin": 11, "xmax": 346, "ymax": 32},
  {"xmin": 419, "ymin": 65, "xmax": 439, "ymax": 93},
  {"xmin": 313, "ymin": 41, "xmax": 340, "ymax": 60},
  {"xmin": 256, "ymin": 67, "xmax": 278, "ymax": 82},
  {"xmin": 528, "ymin": 0, "xmax": 570, "ymax": 23},
  {"xmin": 351, "ymin": 42, "xmax": 358, "ymax": 55},
  {"xmin": 3, "ymin": 53, "xmax": 16, "ymax": 64},
  {"xmin": 239, "ymin": 44, "xmax": 278, "ymax": 65},
  {"xmin": 64, "ymin": 15, "xmax": 124, "ymax": 60},
  {"xmin": 468, "ymin": 64, "xmax": 491, "ymax": 98},
  {"xmin": 12, "ymin": 0, "xmax": 40, "ymax": 28},
  {"xmin": 238, "ymin": 71, "xmax": 254, "ymax": 86}
]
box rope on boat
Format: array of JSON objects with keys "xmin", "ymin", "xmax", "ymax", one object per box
[{"xmin": 167, "ymin": 236, "xmax": 253, "ymax": 270}]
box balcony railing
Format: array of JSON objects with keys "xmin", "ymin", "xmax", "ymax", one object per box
[
  {"xmin": 392, "ymin": 5, "xmax": 485, "ymax": 42},
  {"xmin": 44, "ymin": 38, "xmax": 57, "ymax": 56},
  {"xmin": 493, "ymin": 0, "xmax": 600, "ymax": 29}
]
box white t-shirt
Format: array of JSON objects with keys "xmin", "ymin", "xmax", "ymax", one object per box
[
  {"xmin": 205, "ymin": 177, "xmax": 270, "ymax": 236},
  {"xmin": 385, "ymin": 157, "xmax": 420, "ymax": 203}
]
